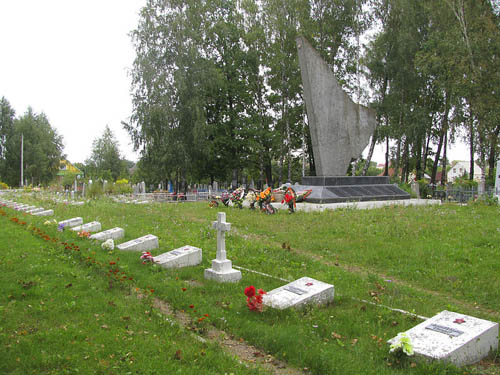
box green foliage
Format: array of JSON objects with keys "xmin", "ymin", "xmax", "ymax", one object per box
[
  {"xmin": 60, "ymin": 171, "xmax": 79, "ymax": 188},
  {"xmin": 0, "ymin": 181, "xmax": 8, "ymax": 189},
  {"xmin": 87, "ymin": 181, "xmax": 103, "ymax": 199},
  {"xmin": 85, "ymin": 126, "xmax": 126, "ymax": 181},
  {"xmin": 0, "ymin": 107, "xmax": 63, "ymax": 187}
]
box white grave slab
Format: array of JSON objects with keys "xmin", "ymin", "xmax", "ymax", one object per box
[
  {"xmin": 71, "ymin": 201, "xmax": 85, "ymax": 206},
  {"xmin": 20, "ymin": 205, "xmax": 36, "ymax": 212},
  {"xmin": 27, "ymin": 207, "xmax": 44, "ymax": 214},
  {"xmin": 388, "ymin": 310, "xmax": 498, "ymax": 367},
  {"xmin": 33, "ymin": 209, "xmax": 54, "ymax": 216},
  {"xmin": 204, "ymin": 212, "xmax": 241, "ymax": 283},
  {"xmin": 263, "ymin": 277, "xmax": 335, "ymax": 310},
  {"xmin": 153, "ymin": 245, "xmax": 202, "ymax": 268},
  {"xmin": 70, "ymin": 221, "xmax": 102, "ymax": 233},
  {"xmin": 117, "ymin": 234, "xmax": 159, "ymax": 251},
  {"xmin": 58, "ymin": 217, "xmax": 83, "ymax": 228},
  {"xmin": 90, "ymin": 227, "xmax": 125, "ymax": 241}
]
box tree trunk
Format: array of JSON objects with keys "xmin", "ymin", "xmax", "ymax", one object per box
[
  {"xmin": 384, "ymin": 136, "xmax": 389, "ymax": 176},
  {"xmin": 441, "ymin": 131, "xmax": 448, "ymax": 185},
  {"xmin": 432, "ymin": 93, "xmax": 450, "ymax": 184},
  {"xmin": 469, "ymin": 117, "xmax": 474, "ymax": 180},
  {"xmin": 362, "ymin": 129, "xmax": 377, "ymax": 176}
]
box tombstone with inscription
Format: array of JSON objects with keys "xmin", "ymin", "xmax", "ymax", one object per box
[
  {"xmin": 388, "ymin": 310, "xmax": 498, "ymax": 366},
  {"xmin": 117, "ymin": 234, "xmax": 159, "ymax": 251},
  {"xmin": 263, "ymin": 277, "xmax": 334, "ymax": 310},
  {"xmin": 90, "ymin": 227, "xmax": 125, "ymax": 241},
  {"xmin": 71, "ymin": 221, "xmax": 101, "ymax": 233},
  {"xmin": 33, "ymin": 209, "xmax": 54, "ymax": 216},
  {"xmin": 153, "ymin": 245, "xmax": 202, "ymax": 269},
  {"xmin": 58, "ymin": 217, "xmax": 83, "ymax": 228},
  {"xmin": 204, "ymin": 212, "xmax": 241, "ymax": 283}
]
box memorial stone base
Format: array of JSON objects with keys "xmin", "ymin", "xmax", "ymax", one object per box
[{"xmin": 204, "ymin": 259, "xmax": 242, "ymax": 283}]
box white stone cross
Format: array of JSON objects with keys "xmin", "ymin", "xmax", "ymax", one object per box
[{"xmin": 212, "ymin": 212, "xmax": 231, "ymax": 261}]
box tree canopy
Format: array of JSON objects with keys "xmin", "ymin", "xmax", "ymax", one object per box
[
  {"xmin": 123, "ymin": 0, "xmax": 499, "ymax": 187},
  {"xmin": 0, "ymin": 102, "xmax": 64, "ymax": 186}
]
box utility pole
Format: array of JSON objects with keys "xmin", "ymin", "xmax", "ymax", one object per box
[{"xmin": 20, "ymin": 133, "xmax": 24, "ymax": 187}]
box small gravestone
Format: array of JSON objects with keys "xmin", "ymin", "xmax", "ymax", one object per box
[
  {"xmin": 388, "ymin": 310, "xmax": 498, "ymax": 366},
  {"xmin": 117, "ymin": 234, "xmax": 159, "ymax": 251},
  {"xmin": 58, "ymin": 217, "xmax": 83, "ymax": 228},
  {"xmin": 411, "ymin": 181, "xmax": 420, "ymax": 198},
  {"xmin": 27, "ymin": 207, "xmax": 44, "ymax": 214},
  {"xmin": 153, "ymin": 245, "xmax": 202, "ymax": 269},
  {"xmin": 204, "ymin": 212, "xmax": 241, "ymax": 283},
  {"xmin": 90, "ymin": 227, "xmax": 125, "ymax": 241},
  {"xmin": 71, "ymin": 201, "xmax": 85, "ymax": 206},
  {"xmin": 71, "ymin": 221, "xmax": 102, "ymax": 233},
  {"xmin": 33, "ymin": 209, "xmax": 54, "ymax": 216},
  {"xmin": 263, "ymin": 277, "xmax": 334, "ymax": 310}
]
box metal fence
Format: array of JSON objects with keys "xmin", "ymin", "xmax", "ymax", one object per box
[{"xmin": 429, "ymin": 186, "xmax": 498, "ymax": 203}]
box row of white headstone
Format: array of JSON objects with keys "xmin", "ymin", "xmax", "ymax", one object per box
[{"xmin": 1, "ymin": 198, "xmax": 498, "ymax": 368}]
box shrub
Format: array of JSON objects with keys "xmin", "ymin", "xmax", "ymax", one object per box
[
  {"xmin": 88, "ymin": 182, "xmax": 103, "ymax": 198},
  {"xmin": 0, "ymin": 182, "xmax": 8, "ymax": 190}
]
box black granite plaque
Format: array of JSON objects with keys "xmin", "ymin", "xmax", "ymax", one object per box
[
  {"xmin": 425, "ymin": 324, "xmax": 464, "ymax": 337},
  {"xmin": 284, "ymin": 285, "xmax": 308, "ymax": 295}
]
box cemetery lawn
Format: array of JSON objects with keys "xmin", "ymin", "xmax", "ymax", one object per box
[{"xmin": 1, "ymin": 196, "xmax": 499, "ymax": 375}]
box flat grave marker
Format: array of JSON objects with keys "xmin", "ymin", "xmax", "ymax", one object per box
[
  {"xmin": 58, "ymin": 217, "xmax": 83, "ymax": 228},
  {"xmin": 388, "ymin": 310, "xmax": 498, "ymax": 366},
  {"xmin": 90, "ymin": 227, "xmax": 125, "ymax": 241},
  {"xmin": 263, "ymin": 276, "xmax": 334, "ymax": 310},
  {"xmin": 33, "ymin": 209, "xmax": 54, "ymax": 216},
  {"xmin": 117, "ymin": 234, "xmax": 159, "ymax": 251},
  {"xmin": 153, "ymin": 245, "xmax": 202, "ymax": 269},
  {"xmin": 71, "ymin": 221, "xmax": 102, "ymax": 233}
]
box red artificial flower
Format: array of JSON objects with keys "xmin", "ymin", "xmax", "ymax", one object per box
[
  {"xmin": 189, "ymin": 304, "xmax": 194, "ymax": 309},
  {"xmin": 244, "ymin": 286, "xmax": 256, "ymax": 298},
  {"xmin": 182, "ymin": 288, "xmax": 187, "ymax": 292}
]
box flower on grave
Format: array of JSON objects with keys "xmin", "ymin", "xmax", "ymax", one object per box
[
  {"xmin": 281, "ymin": 186, "xmax": 297, "ymax": 213},
  {"xmin": 245, "ymin": 190, "xmax": 258, "ymax": 210},
  {"xmin": 389, "ymin": 333, "xmax": 414, "ymax": 356},
  {"xmin": 244, "ymin": 286, "xmax": 266, "ymax": 312},
  {"xmin": 140, "ymin": 251, "xmax": 154, "ymax": 263},
  {"xmin": 78, "ymin": 230, "xmax": 91, "ymax": 238},
  {"xmin": 43, "ymin": 219, "xmax": 57, "ymax": 226},
  {"xmin": 57, "ymin": 223, "xmax": 65, "ymax": 232},
  {"xmin": 101, "ymin": 239, "xmax": 115, "ymax": 251},
  {"xmin": 230, "ymin": 187, "xmax": 245, "ymax": 209},
  {"xmin": 453, "ymin": 318, "xmax": 466, "ymax": 324}
]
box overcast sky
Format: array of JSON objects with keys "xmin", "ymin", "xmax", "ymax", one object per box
[{"xmin": 0, "ymin": 1, "xmax": 469, "ymax": 167}]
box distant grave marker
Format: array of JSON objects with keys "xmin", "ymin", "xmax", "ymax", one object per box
[
  {"xmin": 117, "ymin": 234, "xmax": 159, "ymax": 251},
  {"xmin": 71, "ymin": 221, "xmax": 101, "ymax": 233},
  {"xmin": 58, "ymin": 217, "xmax": 83, "ymax": 228},
  {"xmin": 90, "ymin": 227, "xmax": 125, "ymax": 241}
]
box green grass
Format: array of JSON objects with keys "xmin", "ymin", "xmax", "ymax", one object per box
[{"xmin": 1, "ymin": 193, "xmax": 499, "ymax": 374}]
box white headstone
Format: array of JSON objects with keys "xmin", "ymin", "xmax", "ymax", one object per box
[
  {"xmin": 204, "ymin": 212, "xmax": 241, "ymax": 283},
  {"xmin": 388, "ymin": 310, "xmax": 498, "ymax": 367},
  {"xmin": 71, "ymin": 221, "xmax": 102, "ymax": 233},
  {"xmin": 27, "ymin": 207, "xmax": 44, "ymax": 214},
  {"xmin": 263, "ymin": 277, "xmax": 334, "ymax": 310},
  {"xmin": 90, "ymin": 227, "xmax": 125, "ymax": 241},
  {"xmin": 495, "ymin": 160, "xmax": 500, "ymax": 198},
  {"xmin": 58, "ymin": 217, "xmax": 83, "ymax": 228},
  {"xmin": 153, "ymin": 245, "xmax": 202, "ymax": 269},
  {"xmin": 71, "ymin": 201, "xmax": 85, "ymax": 206},
  {"xmin": 33, "ymin": 209, "xmax": 54, "ymax": 216},
  {"xmin": 117, "ymin": 234, "xmax": 159, "ymax": 251}
]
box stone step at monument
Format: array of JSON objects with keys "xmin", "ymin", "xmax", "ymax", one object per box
[
  {"xmin": 117, "ymin": 234, "xmax": 159, "ymax": 251},
  {"xmin": 263, "ymin": 277, "xmax": 334, "ymax": 310},
  {"xmin": 70, "ymin": 221, "xmax": 102, "ymax": 233},
  {"xmin": 90, "ymin": 227, "xmax": 125, "ymax": 241},
  {"xmin": 153, "ymin": 245, "xmax": 202, "ymax": 269},
  {"xmin": 388, "ymin": 310, "xmax": 498, "ymax": 366},
  {"xmin": 33, "ymin": 209, "xmax": 54, "ymax": 216},
  {"xmin": 58, "ymin": 217, "xmax": 83, "ymax": 229}
]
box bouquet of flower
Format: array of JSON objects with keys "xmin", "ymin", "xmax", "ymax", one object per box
[
  {"xmin": 220, "ymin": 190, "xmax": 231, "ymax": 207},
  {"xmin": 43, "ymin": 219, "xmax": 58, "ymax": 226},
  {"xmin": 245, "ymin": 189, "xmax": 258, "ymax": 210},
  {"xmin": 230, "ymin": 187, "xmax": 245, "ymax": 209},
  {"xmin": 389, "ymin": 333, "xmax": 414, "ymax": 357},
  {"xmin": 140, "ymin": 251, "xmax": 155, "ymax": 263},
  {"xmin": 78, "ymin": 230, "xmax": 91, "ymax": 238},
  {"xmin": 281, "ymin": 187, "xmax": 296, "ymax": 213},
  {"xmin": 101, "ymin": 239, "xmax": 114, "ymax": 251},
  {"xmin": 295, "ymin": 189, "xmax": 312, "ymax": 203},
  {"xmin": 244, "ymin": 285, "xmax": 266, "ymax": 312}
]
